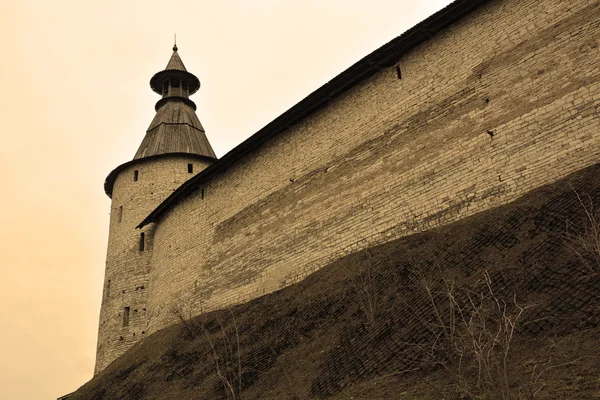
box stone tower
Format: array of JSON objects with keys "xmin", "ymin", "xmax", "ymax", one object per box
[{"xmin": 95, "ymin": 45, "xmax": 217, "ymax": 373}]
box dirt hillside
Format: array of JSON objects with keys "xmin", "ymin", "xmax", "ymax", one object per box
[{"xmin": 71, "ymin": 164, "xmax": 600, "ymax": 399}]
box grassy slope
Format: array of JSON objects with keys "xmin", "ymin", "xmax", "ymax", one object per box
[{"xmin": 71, "ymin": 164, "xmax": 600, "ymax": 399}]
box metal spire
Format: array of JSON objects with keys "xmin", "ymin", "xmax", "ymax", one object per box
[{"xmin": 173, "ymin": 33, "xmax": 178, "ymax": 52}]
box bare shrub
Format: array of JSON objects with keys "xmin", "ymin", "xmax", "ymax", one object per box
[
  {"xmin": 171, "ymin": 303, "xmax": 203, "ymax": 339},
  {"xmin": 558, "ymin": 187, "xmax": 600, "ymax": 274},
  {"xmin": 205, "ymin": 310, "xmax": 243, "ymax": 400},
  {"xmin": 172, "ymin": 307, "xmax": 243, "ymax": 399},
  {"xmin": 404, "ymin": 265, "xmax": 534, "ymax": 400},
  {"xmin": 518, "ymin": 355, "xmax": 581, "ymax": 400},
  {"xmin": 342, "ymin": 249, "xmax": 379, "ymax": 327},
  {"xmin": 268, "ymin": 345, "xmax": 300, "ymax": 400}
]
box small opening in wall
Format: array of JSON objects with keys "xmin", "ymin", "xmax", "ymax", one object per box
[
  {"xmin": 133, "ymin": 170, "xmax": 139, "ymax": 181},
  {"xmin": 201, "ymin": 188, "xmax": 205, "ymax": 199},
  {"xmin": 105, "ymin": 279, "xmax": 111, "ymax": 298},
  {"xmin": 123, "ymin": 307, "xmax": 130, "ymax": 327},
  {"xmin": 118, "ymin": 206, "xmax": 123, "ymax": 223},
  {"xmin": 139, "ymin": 232, "xmax": 145, "ymax": 251},
  {"xmin": 188, "ymin": 163, "xmax": 193, "ymax": 173},
  {"xmin": 395, "ymin": 65, "xmax": 402, "ymax": 80}
]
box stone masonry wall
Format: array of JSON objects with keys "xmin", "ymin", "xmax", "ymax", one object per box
[
  {"xmin": 147, "ymin": 0, "xmax": 600, "ymax": 333},
  {"xmin": 95, "ymin": 155, "xmax": 212, "ymax": 373}
]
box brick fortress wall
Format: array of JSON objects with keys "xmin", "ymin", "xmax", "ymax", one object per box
[
  {"xmin": 96, "ymin": 156, "xmax": 212, "ymax": 373},
  {"xmin": 145, "ymin": 0, "xmax": 600, "ymax": 335}
]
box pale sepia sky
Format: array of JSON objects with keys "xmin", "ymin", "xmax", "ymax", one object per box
[{"xmin": 0, "ymin": 1, "xmax": 453, "ymax": 398}]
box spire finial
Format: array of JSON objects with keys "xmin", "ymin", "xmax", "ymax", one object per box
[{"xmin": 173, "ymin": 34, "xmax": 178, "ymax": 52}]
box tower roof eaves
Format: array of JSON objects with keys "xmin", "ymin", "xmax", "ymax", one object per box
[{"xmin": 150, "ymin": 48, "xmax": 200, "ymax": 95}]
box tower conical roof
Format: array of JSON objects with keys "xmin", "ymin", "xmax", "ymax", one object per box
[
  {"xmin": 134, "ymin": 45, "xmax": 216, "ymax": 160},
  {"xmin": 134, "ymin": 100, "xmax": 216, "ymax": 159},
  {"xmin": 165, "ymin": 45, "xmax": 187, "ymax": 71}
]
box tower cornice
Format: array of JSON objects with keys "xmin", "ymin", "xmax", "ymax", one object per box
[
  {"xmin": 150, "ymin": 69, "xmax": 200, "ymax": 96},
  {"xmin": 104, "ymin": 153, "xmax": 216, "ymax": 198}
]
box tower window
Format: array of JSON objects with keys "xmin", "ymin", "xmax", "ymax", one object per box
[
  {"xmin": 395, "ymin": 65, "xmax": 402, "ymax": 80},
  {"xmin": 105, "ymin": 279, "xmax": 111, "ymax": 298},
  {"xmin": 139, "ymin": 232, "xmax": 145, "ymax": 251},
  {"xmin": 188, "ymin": 163, "xmax": 193, "ymax": 173},
  {"xmin": 118, "ymin": 205, "xmax": 123, "ymax": 223},
  {"xmin": 123, "ymin": 307, "xmax": 130, "ymax": 327},
  {"xmin": 133, "ymin": 170, "xmax": 139, "ymax": 181}
]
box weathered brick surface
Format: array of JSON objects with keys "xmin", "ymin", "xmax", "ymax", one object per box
[
  {"xmin": 95, "ymin": 156, "xmax": 212, "ymax": 373},
  {"xmin": 136, "ymin": 0, "xmax": 600, "ymax": 333},
  {"xmin": 140, "ymin": 0, "xmax": 600, "ymax": 334}
]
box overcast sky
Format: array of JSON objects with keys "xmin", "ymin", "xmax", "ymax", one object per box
[{"xmin": 0, "ymin": 1, "xmax": 453, "ymax": 398}]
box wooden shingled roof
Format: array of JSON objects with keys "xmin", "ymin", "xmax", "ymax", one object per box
[
  {"xmin": 133, "ymin": 46, "xmax": 216, "ymax": 160},
  {"xmin": 165, "ymin": 48, "xmax": 187, "ymax": 72},
  {"xmin": 134, "ymin": 100, "xmax": 216, "ymax": 159}
]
